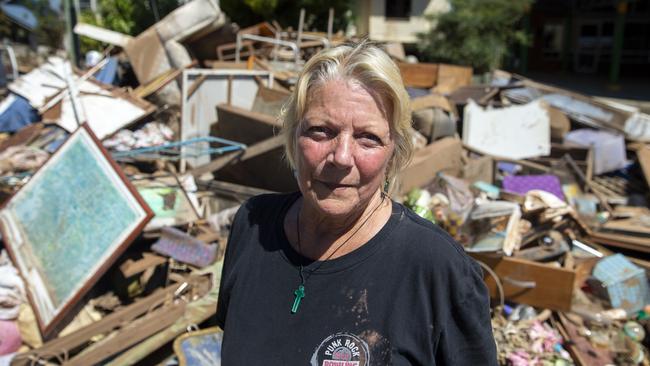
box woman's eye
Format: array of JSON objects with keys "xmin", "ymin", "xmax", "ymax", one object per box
[
  {"xmin": 358, "ymin": 133, "xmax": 382, "ymax": 145},
  {"xmin": 306, "ymin": 126, "xmax": 331, "ymax": 139}
]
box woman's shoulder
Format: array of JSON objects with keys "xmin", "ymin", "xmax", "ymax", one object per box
[
  {"xmin": 238, "ymin": 192, "xmax": 299, "ymax": 219},
  {"xmin": 392, "ymin": 202, "xmax": 464, "ymax": 254},
  {"xmin": 244, "ymin": 191, "xmax": 298, "ymax": 208},
  {"xmin": 225, "ymin": 192, "xmax": 298, "ymax": 237},
  {"xmin": 390, "ymin": 201, "xmax": 478, "ymax": 272},
  {"xmin": 390, "ymin": 202, "xmax": 487, "ymax": 303}
]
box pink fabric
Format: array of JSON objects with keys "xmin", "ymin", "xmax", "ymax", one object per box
[{"xmin": 0, "ymin": 320, "xmax": 21, "ymax": 355}]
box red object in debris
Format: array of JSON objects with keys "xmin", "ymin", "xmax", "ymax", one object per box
[{"xmin": 0, "ymin": 320, "xmax": 21, "ymax": 355}]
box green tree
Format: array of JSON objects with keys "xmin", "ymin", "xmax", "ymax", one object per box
[
  {"xmin": 417, "ymin": 0, "xmax": 533, "ymax": 73},
  {"xmin": 0, "ymin": 0, "xmax": 65, "ymax": 51},
  {"xmin": 221, "ymin": 0, "xmax": 351, "ymax": 34},
  {"xmin": 79, "ymin": 0, "xmax": 180, "ymax": 54},
  {"xmin": 34, "ymin": 2, "xmax": 65, "ymax": 51}
]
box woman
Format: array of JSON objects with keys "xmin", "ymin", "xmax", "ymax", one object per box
[{"xmin": 216, "ymin": 41, "xmax": 497, "ymax": 365}]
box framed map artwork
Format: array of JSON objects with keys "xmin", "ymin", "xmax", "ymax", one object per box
[{"xmin": 0, "ymin": 124, "xmax": 153, "ymax": 337}]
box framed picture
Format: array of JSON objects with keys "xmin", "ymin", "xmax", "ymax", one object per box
[{"xmin": 0, "ymin": 124, "xmax": 153, "ymax": 337}]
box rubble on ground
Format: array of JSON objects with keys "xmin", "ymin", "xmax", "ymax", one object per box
[{"xmin": 0, "ymin": 1, "xmax": 649, "ymax": 364}]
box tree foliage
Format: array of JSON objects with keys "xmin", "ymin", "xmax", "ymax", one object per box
[
  {"xmin": 0, "ymin": 0, "xmax": 65, "ymax": 50},
  {"xmin": 220, "ymin": 0, "xmax": 351, "ymax": 34},
  {"xmin": 417, "ymin": 0, "xmax": 533, "ymax": 73},
  {"xmin": 34, "ymin": 3, "xmax": 65, "ymax": 50},
  {"xmin": 79, "ymin": 0, "xmax": 180, "ymax": 54}
]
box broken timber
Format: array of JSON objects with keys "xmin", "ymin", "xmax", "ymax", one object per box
[
  {"xmin": 11, "ymin": 277, "xmax": 204, "ymax": 366},
  {"xmin": 190, "ymin": 134, "xmax": 284, "ymax": 178}
]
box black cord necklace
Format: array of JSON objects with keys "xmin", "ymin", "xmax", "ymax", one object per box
[{"xmin": 291, "ymin": 194, "xmax": 386, "ymax": 314}]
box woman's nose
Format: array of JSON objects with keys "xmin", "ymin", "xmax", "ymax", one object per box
[{"xmin": 330, "ymin": 135, "xmax": 354, "ymax": 168}]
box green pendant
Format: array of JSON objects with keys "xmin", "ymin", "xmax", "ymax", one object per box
[{"xmin": 291, "ymin": 285, "xmax": 305, "ymax": 314}]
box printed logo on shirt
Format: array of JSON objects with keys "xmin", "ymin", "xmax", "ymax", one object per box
[{"xmin": 310, "ymin": 332, "xmax": 370, "ymax": 366}]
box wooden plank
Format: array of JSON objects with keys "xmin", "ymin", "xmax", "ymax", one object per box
[
  {"xmin": 74, "ymin": 23, "xmax": 133, "ymax": 47},
  {"xmin": 132, "ymin": 67, "xmax": 183, "ymax": 99},
  {"xmin": 397, "ymin": 62, "xmax": 438, "ymax": 89},
  {"xmin": 463, "ymin": 144, "xmax": 553, "ymax": 173},
  {"xmin": 589, "ymin": 231, "xmax": 650, "ymax": 253},
  {"xmin": 254, "ymin": 58, "xmax": 297, "ymax": 82},
  {"xmin": 124, "ymin": 28, "xmax": 170, "ymax": 86},
  {"xmin": 462, "ymin": 155, "xmax": 494, "ymax": 185},
  {"xmin": 251, "ymin": 85, "xmax": 290, "ymax": 116},
  {"xmin": 190, "ymin": 134, "xmax": 285, "ymax": 178},
  {"xmin": 206, "ymin": 61, "xmax": 249, "ymax": 69},
  {"xmin": 602, "ymin": 219, "xmax": 650, "ymax": 237},
  {"xmin": 434, "ymin": 63, "xmax": 473, "ymax": 94},
  {"xmin": 101, "ymin": 262, "xmax": 222, "ymax": 366},
  {"xmin": 469, "ymin": 253, "xmax": 575, "ymax": 311},
  {"xmin": 186, "ymin": 74, "xmax": 207, "ymax": 99},
  {"xmin": 637, "ymin": 144, "xmax": 650, "ymax": 189},
  {"xmin": 395, "ymin": 137, "xmax": 463, "ymax": 195},
  {"xmin": 67, "ymin": 302, "xmax": 186, "ymax": 366},
  {"xmin": 119, "ymin": 253, "xmax": 168, "ymax": 278},
  {"xmin": 410, "ymin": 93, "xmax": 455, "ymax": 115},
  {"xmin": 448, "ymin": 85, "xmax": 498, "ymax": 106},
  {"xmin": 0, "ymin": 123, "xmax": 44, "ymax": 151},
  {"xmin": 198, "ymin": 180, "xmax": 274, "ymax": 197},
  {"xmin": 11, "ymin": 279, "xmax": 198, "ymax": 365},
  {"xmin": 208, "ymin": 104, "xmax": 296, "ymax": 192},
  {"xmin": 215, "ymin": 104, "xmax": 281, "ymax": 142}
]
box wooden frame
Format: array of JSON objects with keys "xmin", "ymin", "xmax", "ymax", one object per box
[
  {"xmin": 180, "ymin": 69, "xmax": 272, "ymax": 170},
  {"xmin": 0, "ymin": 124, "xmax": 153, "ymax": 338},
  {"xmin": 470, "ymin": 253, "xmax": 575, "ymax": 311},
  {"xmin": 173, "ymin": 326, "xmax": 223, "ymax": 366},
  {"xmin": 11, "ymin": 277, "xmax": 205, "ymax": 366},
  {"xmin": 8, "ymin": 57, "xmax": 155, "ymax": 140}
]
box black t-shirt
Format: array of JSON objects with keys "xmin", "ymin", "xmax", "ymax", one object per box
[{"xmin": 216, "ymin": 193, "xmax": 497, "ymax": 365}]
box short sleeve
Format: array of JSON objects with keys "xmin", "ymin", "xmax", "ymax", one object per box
[{"xmin": 434, "ymin": 257, "xmax": 498, "ymax": 365}]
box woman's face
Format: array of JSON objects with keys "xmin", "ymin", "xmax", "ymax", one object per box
[{"xmin": 296, "ymin": 79, "xmax": 395, "ymax": 218}]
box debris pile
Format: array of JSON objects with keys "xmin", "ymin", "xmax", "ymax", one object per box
[
  {"xmin": 0, "ymin": 1, "xmax": 649, "ymax": 364},
  {"xmin": 399, "ymin": 69, "xmax": 650, "ymax": 365}
]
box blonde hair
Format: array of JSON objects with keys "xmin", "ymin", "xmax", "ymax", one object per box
[{"xmin": 280, "ymin": 40, "xmax": 413, "ymax": 186}]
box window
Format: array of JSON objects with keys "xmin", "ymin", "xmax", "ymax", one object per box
[
  {"xmin": 542, "ymin": 23, "xmax": 564, "ymax": 60},
  {"xmin": 385, "ymin": 0, "xmax": 411, "ymax": 19}
]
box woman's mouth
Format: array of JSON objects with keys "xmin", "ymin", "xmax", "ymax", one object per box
[{"xmin": 319, "ymin": 181, "xmax": 355, "ymax": 191}]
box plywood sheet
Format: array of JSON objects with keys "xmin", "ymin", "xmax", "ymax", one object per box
[
  {"xmin": 463, "ymin": 100, "xmax": 550, "ymax": 160},
  {"xmin": 434, "ymin": 63, "xmax": 473, "ymax": 94},
  {"xmin": 396, "ymin": 137, "xmax": 463, "ymax": 195},
  {"xmin": 470, "ymin": 253, "xmax": 575, "ymax": 311},
  {"xmin": 214, "ymin": 104, "xmax": 296, "ymax": 192},
  {"xmin": 397, "ymin": 62, "xmax": 438, "ymax": 89}
]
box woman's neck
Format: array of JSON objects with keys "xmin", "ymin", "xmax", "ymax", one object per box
[{"xmin": 288, "ymin": 190, "xmax": 390, "ymax": 261}]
